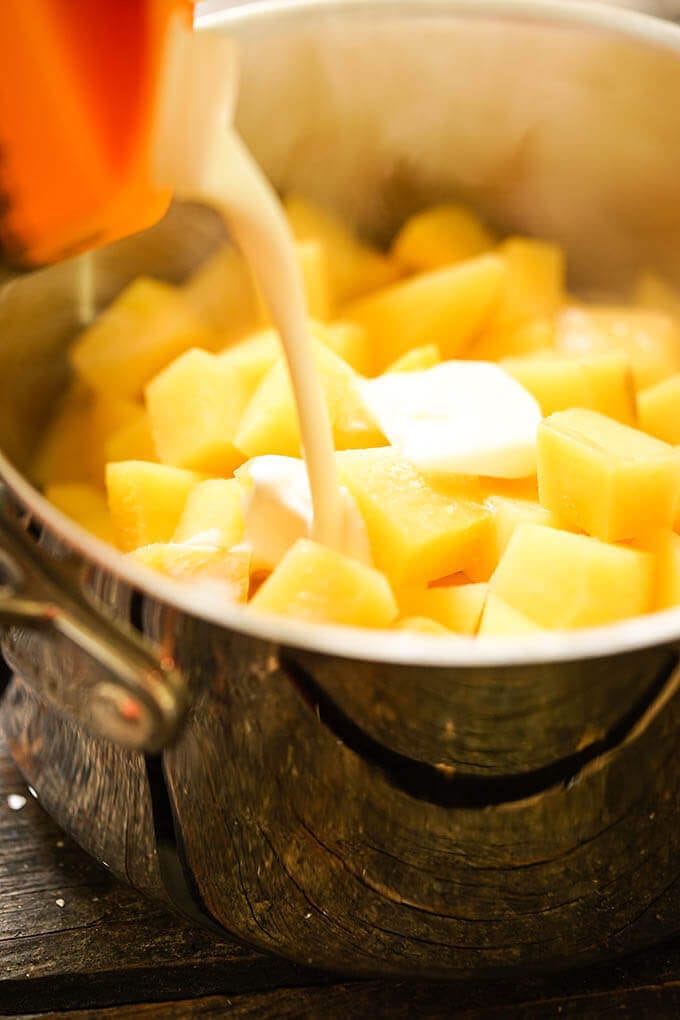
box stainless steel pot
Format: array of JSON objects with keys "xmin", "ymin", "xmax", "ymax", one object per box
[{"xmin": 1, "ymin": 0, "xmax": 680, "ymax": 978}]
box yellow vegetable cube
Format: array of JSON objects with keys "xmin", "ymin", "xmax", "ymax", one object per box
[
  {"xmin": 635, "ymin": 529, "xmax": 680, "ymax": 610},
  {"xmin": 338, "ymin": 448, "xmax": 492, "ymax": 586},
  {"xmin": 31, "ymin": 383, "xmax": 95, "ymax": 487},
  {"xmin": 45, "ymin": 483, "xmax": 114, "ymax": 544},
  {"xmin": 296, "ymin": 240, "xmax": 332, "ymax": 321},
  {"xmin": 173, "ymin": 479, "xmax": 245, "ymax": 547},
  {"xmin": 397, "ymin": 582, "xmax": 487, "ymax": 634},
  {"xmin": 89, "ymin": 393, "xmax": 146, "ymax": 484},
  {"xmin": 182, "ymin": 243, "xmax": 262, "ymax": 344},
  {"xmin": 391, "ymin": 203, "xmax": 495, "ymax": 271},
  {"xmin": 386, "ymin": 344, "xmax": 441, "ymax": 373},
  {"xmin": 502, "ymin": 352, "xmax": 636, "ymax": 423},
  {"xmin": 486, "ymin": 495, "xmax": 555, "ymax": 566},
  {"xmin": 538, "ymin": 408, "xmax": 680, "ymax": 541},
  {"xmin": 284, "ymin": 194, "xmax": 400, "ymax": 303},
  {"xmin": 316, "ymin": 321, "xmax": 372, "ymax": 375},
  {"xmin": 496, "ymin": 237, "xmax": 565, "ymax": 322},
  {"xmin": 105, "ymin": 410, "xmax": 158, "ymax": 465},
  {"xmin": 251, "ymin": 538, "xmax": 398, "ymax": 628},
  {"xmin": 478, "ymin": 594, "xmax": 545, "ymax": 636},
  {"xmin": 344, "ymin": 254, "xmax": 506, "ymax": 372},
  {"xmin": 71, "ymin": 277, "xmax": 217, "ymax": 398},
  {"xmin": 132, "ymin": 543, "xmax": 250, "ymax": 601},
  {"xmin": 235, "ymin": 340, "xmax": 384, "ymax": 459},
  {"xmin": 146, "ymin": 349, "xmax": 252, "ymax": 474},
  {"xmin": 556, "ymin": 306, "xmax": 680, "ymax": 390},
  {"xmin": 217, "ymin": 329, "xmax": 282, "ymax": 390},
  {"xmin": 106, "ymin": 461, "xmax": 201, "ymax": 552},
  {"xmin": 467, "ymin": 317, "xmax": 555, "ymax": 362},
  {"xmin": 638, "ymin": 374, "xmax": 680, "ymax": 445},
  {"xmin": 394, "ymin": 617, "xmax": 452, "ymax": 635},
  {"xmin": 489, "ymin": 524, "xmax": 653, "ymax": 629}
]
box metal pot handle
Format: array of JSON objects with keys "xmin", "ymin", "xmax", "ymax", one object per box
[{"xmin": 0, "ymin": 486, "xmax": 188, "ymax": 752}]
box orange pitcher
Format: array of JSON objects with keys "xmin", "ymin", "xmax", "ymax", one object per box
[{"xmin": 0, "ymin": 0, "xmax": 193, "ymax": 268}]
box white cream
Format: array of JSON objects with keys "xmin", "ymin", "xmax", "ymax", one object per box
[
  {"xmin": 361, "ymin": 361, "xmax": 542, "ymax": 478},
  {"xmin": 236, "ymin": 456, "xmax": 371, "ymax": 571}
]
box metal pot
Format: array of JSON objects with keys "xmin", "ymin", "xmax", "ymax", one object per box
[{"xmin": 1, "ymin": 0, "xmax": 680, "ymax": 978}]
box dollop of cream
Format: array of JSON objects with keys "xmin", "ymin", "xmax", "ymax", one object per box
[{"xmin": 361, "ymin": 361, "xmax": 542, "ymax": 478}]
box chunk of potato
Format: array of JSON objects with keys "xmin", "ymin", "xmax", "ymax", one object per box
[
  {"xmin": 502, "ymin": 352, "xmax": 636, "ymax": 423},
  {"xmin": 393, "ymin": 616, "xmax": 452, "ymax": 635},
  {"xmin": 235, "ymin": 340, "xmax": 384, "ymax": 459},
  {"xmin": 182, "ymin": 243, "xmax": 262, "ymax": 344},
  {"xmin": 105, "ymin": 409, "xmax": 158, "ymax": 465},
  {"xmin": 344, "ymin": 254, "xmax": 506, "ymax": 372},
  {"xmin": 132, "ymin": 542, "xmax": 250, "ymax": 601},
  {"xmin": 489, "ymin": 524, "xmax": 653, "ymax": 629},
  {"xmin": 391, "ymin": 203, "xmax": 495, "ymax": 271},
  {"xmin": 251, "ymin": 538, "xmax": 398, "ymax": 627},
  {"xmin": 478, "ymin": 594, "xmax": 546, "ymax": 636},
  {"xmin": 173, "ymin": 478, "xmax": 245, "ymax": 547},
  {"xmin": 397, "ymin": 582, "xmax": 487, "ymax": 634},
  {"xmin": 634, "ymin": 529, "xmax": 680, "ymax": 611},
  {"xmin": 106, "ymin": 461, "xmax": 201, "ymax": 552},
  {"xmin": 31, "ymin": 383, "xmax": 95, "ymax": 487},
  {"xmin": 486, "ymin": 495, "xmax": 555, "ymax": 567},
  {"xmin": 45, "ymin": 483, "xmax": 114, "ymax": 544},
  {"xmin": 315, "ymin": 321, "xmax": 372, "ymax": 375},
  {"xmin": 556, "ymin": 306, "xmax": 680, "ymax": 390},
  {"xmin": 638, "ymin": 374, "xmax": 680, "ymax": 445},
  {"xmin": 145, "ymin": 349, "xmax": 252, "ymax": 474},
  {"xmin": 71, "ymin": 278, "xmax": 217, "ymax": 398},
  {"xmin": 386, "ymin": 344, "xmax": 441, "ymax": 373},
  {"xmin": 284, "ymin": 194, "xmax": 400, "ymax": 303},
  {"xmin": 337, "ymin": 448, "xmax": 492, "ymax": 587},
  {"xmin": 538, "ymin": 408, "xmax": 680, "ymax": 541},
  {"xmin": 466, "ymin": 317, "xmax": 555, "ymax": 362}
]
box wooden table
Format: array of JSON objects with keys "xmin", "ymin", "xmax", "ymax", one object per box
[{"xmin": 1, "ymin": 735, "xmax": 680, "ymax": 1018}]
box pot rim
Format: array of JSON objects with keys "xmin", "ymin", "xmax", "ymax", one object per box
[{"xmin": 7, "ymin": 0, "xmax": 680, "ymax": 670}]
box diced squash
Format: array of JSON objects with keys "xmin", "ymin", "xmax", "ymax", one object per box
[
  {"xmin": 489, "ymin": 524, "xmax": 653, "ymax": 629},
  {"xmin": 634, "ymin": 529, "xmax": 680, "ymax": 610},
  {"xmin": 387, "ymin": 344, "xmax": 441, "ymax": 373},
  {"xmin": 502, "ymin": 352, "xmax": 636, "ymax": 423},
  {"xmin": 337, "ymin": 448, "xmax": 492, "ymax": 587},
  {"xmin": 633, "ymin": 272, "xmax": 680, "ymax": 320},
  {"xmin": 284, "ymin": 194, "xmax": 400, "ymax": 303},
  {"xmin": 105, "ymin": 410, "xmax": 158, "ymax": 465},
  {"xmin": 538, "ymin": 408, "xmax": 680, "ymax": 541},
  {"xmin": 132, "ymin": 542, "xmax": 250, "ymax": 600},
  {"xmin": 145, "ymin": 349, "xmax": 251, "ymax": 474},
  {"xmin": 344, "ymin": 254, "xmax": 506, "ymax": 372},
  {"xmin": 316, "ymin": 321, "xmax": 372, "ymax": 375},
  {"xmin": 182, "ymin": 243, "xmax": 262, "ymax": 344},
  {"xmin": 391, "ymin": 203, "xmax": 495, "ymax": 271},
  {"xmin": 467, "ymin": 317, "xmax": 555, "ymax": 361},
  {"xmin": 235, "ymin": 340, "xmax": 384, "ymax": 459},
  {"xmin": 486, "ymin": 495, "xmax": 555, "ymax": 567},
  {"xmin": 638, "ymin": 374, "xmax": 680, "ymax": 445},
  {"xmin": 251, "ymin": 538, "xmax": 398, "ymax": 627},
  {"xmin": 31, "ymin": 383, "xmax": 95, "ymax": 487},
  {"xmin": 45, "ymin": 483, "xmax": 114, "ymax": 544},
  {"xmin": 71, "ymin": 278, "xmax": 217, "ymax": 398},
  {"xmin": 106, "ymin": 461, "xmax": 201, "ymax": 552},
  {"xmin": 397, "ymin": 582, "xmax": 487, "ymax": 634},
  {"xmin": 394, "ymin": 616, "xmax": 452, "ymax": 635},
  {"xmin": 173, "ymin": 478, "xmax": 244, "ymax": 547},
  {"xmin": 478, "ymin": 594, "xmax": 546, "ymax": 636},
  {"xmin": 556, "ymin": 306, "xmax": 680, "ymax": 390}
]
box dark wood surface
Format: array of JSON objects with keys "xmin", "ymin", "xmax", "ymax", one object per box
[{"xmin": 1, "ymin": 736, "xmax": 680, "ymax": 1017}]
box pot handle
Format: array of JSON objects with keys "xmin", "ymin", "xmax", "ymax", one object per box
[{"xmin": 0, "ymin": 485, "xmax": 188, "ymax": 752}]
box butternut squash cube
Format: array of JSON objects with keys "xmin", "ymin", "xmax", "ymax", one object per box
[
  {"xmin": 235, "ymin": 340, "xmax": 384, "ymax": 459},
  {"xmin": 397, "ymin": 582, "xmax": 487, "ymax": 634},
  {"xmin": 71, "ymin": 278, "xmax": 217, "ymax": 398},
  {"xmin": 502, "ymin": 352, "xmax": 636, "ymax": 423},
  {"xmin": 45, "ymin": 483, "xmax": 114, "ymax": 544},
  {"xmin": 638, "ymin": 374, "xmax": 680, "ymax": 445},
  {"xmin": 284, "ymin": 194, "xmax": 400, "ymax": 303},
  {"xmin": 344, "ymin": 254, "xmax": 506, "ymax": 372},
  {"xmin": 478, "ymin": 594, "xmax": 545, "ymax": 636},
  {"xmin": 489, "ymin": 524, "xmax": 653, "ymax": 629},
  {"xmin": 391, "ymin": 203, "xmax": 495, "ymax": 271},
  {"xmin": 251, "ymin": 538, "xmax": 398, "ymax": 628},
  {"xmin": 394, "ymin": 617, "xmax": 452, "ymax": 635},
  {"xmin": 173, "ymin": 478, "xmax": 244, "ymax": 547},
  {"xmin": 556, "ymin": 306, "xmax": 680, "ymax": 390},
  {"xmin": 538, "ymin": 408, "xmax": 680, "ymax": 541},
  {"xmin": 182, "ymin": 243, "xmax": 261, "ymax": 344},
  {"xmin": 386, "ymin": 344, "xmax": 441, "ymax": 373},
  {"xmin": 132, "ymin": 542, "xmax": 250, "ymax": 601},
  {"xmin": 106, "ymin": 461, "xmax": 201, "ymax": 552},
  {"xmin": 337, "ymin": 449, "xmax": 492, "ymax": 586},
  {"xmin": 146, "ymin": 349, "xmax": 252, "ymax": 474}
]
